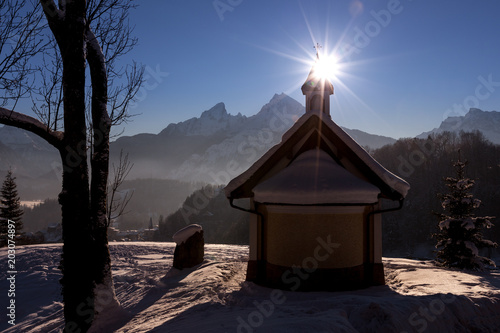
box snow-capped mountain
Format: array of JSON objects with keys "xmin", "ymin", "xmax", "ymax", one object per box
[
  {"xmin": 417, "ymin": 108, "xmax": 500, "ymax": 143},
  {"xmin": 165, "ymin": 93, "xmax": 304, "ymax": 182},
  {"xmin": 0, "ymin": 93, "xmax": 396, "ymax": 191},
  {"xmin": 110, "ymin": 93, "xmax": 304, "ymax": 182},
  {"xmin": 111, "ymin": 93, "xmax": 396, "ymax": 183},
  {"xmin": 159, "ymin": 102, "xmax": 247, "ymax": 137}
]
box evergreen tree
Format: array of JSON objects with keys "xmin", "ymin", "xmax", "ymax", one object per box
[
  {"xmin": 434, "ymin": 153, "xmax": 497, "ymax": 270},
  {"xmin": 0, "ymin": 169, "xmax": 24, "ymax": 236}
]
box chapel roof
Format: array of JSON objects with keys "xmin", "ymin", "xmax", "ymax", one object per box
[
  {"xmin": 252, "ymin": 148, "xmax": 381, "ymax": 205},
  {"xmin": 225, "ymin": 110, "xmax": 410, "ymax": 202}
]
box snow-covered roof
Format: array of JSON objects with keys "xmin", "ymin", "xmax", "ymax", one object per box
[
  {"xmin": 225, "ymin": 111, "xmax": 409, "ymax": 202},
  {"xmin": 253, "ymin": 149, "xmax": 380, "ymax": 204}
]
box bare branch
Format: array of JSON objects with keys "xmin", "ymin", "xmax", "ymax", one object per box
[
  {"xmin": 109, "ymin": 61, "xmax": 144, "ymax": 127},
  {"xmin": 107, "ymin": 149, "xmax": 134, "ymax": 226},
  {"xmin": 31, "ymin": 37, "xmax": 64, "ymax": 131},
  {"xmin": 0, "ymin": 0, "xmax": 46, "ymax": 107},
  {"xmin": 0, "ymin": 106, "xmax": 63, "ymax": 149},
  {"xmin": 86, "ymin": 0, "xmax": 144, "ymax": 126}
]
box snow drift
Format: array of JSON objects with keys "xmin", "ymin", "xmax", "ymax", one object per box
[{"xmin": 1, "ymin": 243, "xmax": 499, "ymax": 332}]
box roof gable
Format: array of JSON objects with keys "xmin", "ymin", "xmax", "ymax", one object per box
[
  {"xmin": 225, "ymin": 111, "xmax": 409, "ymax": 201},
  {"xmin": 253, "ymin": 149, "xmax": 381, "ymax": 205}
]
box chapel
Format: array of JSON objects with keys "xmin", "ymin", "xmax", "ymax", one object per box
[{"xmin": 225, "ymin": 51, "xmax": 410, "ymax": 291}]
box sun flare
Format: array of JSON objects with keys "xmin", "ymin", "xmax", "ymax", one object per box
[{"xmin": 313, "ymin": 55, "xmax": 339, "ymax": 80}]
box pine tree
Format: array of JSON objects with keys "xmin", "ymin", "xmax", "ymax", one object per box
[
  {"xmin": 0, "ymin": 169, "xmax": 24, "ymax": 237},
  {"xmin": 434, "ymin": 153, "xmax": 497, "ymax": 270}
]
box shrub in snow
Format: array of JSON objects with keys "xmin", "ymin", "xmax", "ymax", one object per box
[{"xmin": 433, "ymin": 153, "xmax": 497, "ymax": 270}]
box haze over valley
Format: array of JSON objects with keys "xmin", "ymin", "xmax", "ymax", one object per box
[{"xmin": 2, "ymin": 94, "xmax": 500, "ymax": 253}]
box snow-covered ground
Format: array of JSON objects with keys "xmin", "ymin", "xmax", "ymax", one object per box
[{"xmin": 1, "ymin": 242, "xmax": 499, "ymax": 332}]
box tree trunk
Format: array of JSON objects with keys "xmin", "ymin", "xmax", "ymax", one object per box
[
  {"xmin": 43, "ymin": 1, "xmax": 96, "ymax": 331},
  {"xmin": 1, "ymin": 1, "xmax": 139, "ymax": 330},
  {"xmin": 59, "ymin": 150, "xmax": 94, "ymax": 332},
  {"xmin": 86, "ymin": 29, "xmax": 120, "ymax": 318}
]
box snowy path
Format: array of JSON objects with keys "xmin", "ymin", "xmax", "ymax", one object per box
[{"xmin": 1, "ymin": 243, "xmax": 499, "ymax": 332}]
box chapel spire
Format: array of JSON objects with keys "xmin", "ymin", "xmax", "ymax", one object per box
[
  {"xmin": 314, "ymin": 42, "xmax": 322, "ymax": 59},
  {"xmin": 301, "ymin": 43, "xmax": 334, "ymax": 117}
]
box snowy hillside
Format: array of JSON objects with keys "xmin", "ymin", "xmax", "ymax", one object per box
[{"xmin": 1, "ymin": 243, "xmax": 499, "ymax": 332}]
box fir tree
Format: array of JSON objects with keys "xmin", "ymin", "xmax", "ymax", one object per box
[
  {"xmin": 434, "ymin": 153, "xmax": 497, "ymax": 270},
  {"xmin": 0, "ymin": 169, "xmax": 24, "ymax": 236}
]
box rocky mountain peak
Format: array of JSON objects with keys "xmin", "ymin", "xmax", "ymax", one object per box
[
  {"xmin": 158, "ymin": 102, "xmax": 246, "ymax": 137},
  {"xmin": 467, "ymin": 108, "xmax": 484, "ymax": 115},
  {"xmin": 418, "ymin": 108, "xmax": 500, "ymax": 144},
  {"xmin": 200, "ymin": 102, "xmax": 228, "ymax": 120},
  {"xmin": 256, "ymin": 93, "xmax": 304, "ymax": 116}
]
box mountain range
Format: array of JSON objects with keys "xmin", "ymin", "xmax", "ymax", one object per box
[
  {"xmin": 110, "ymin": 93, "xmax": 396, "ymax": 183},
  {"xmin": 417, "ymin": 108, "xmax": 500, "ymax": 142},
  {"xmin": 0, "ymin": 93, "xmax": 499, "ymax": 199}
]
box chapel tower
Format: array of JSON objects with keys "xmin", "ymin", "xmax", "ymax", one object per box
[{"xmin": 301, "ymin": 44, "xmax": 334, "ymax": 117}]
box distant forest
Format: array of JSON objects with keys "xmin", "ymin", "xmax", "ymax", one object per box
[
  {"xmin": 156, "ymin": 185, "xmax": 248, "ymax": 245},
  {"xmin": 374, "ymin": 130, "xmax": 500, "ymax": 257},
  {"xmin": 22, "ymin": 130, "xmax": 500, "ymax": 258}
]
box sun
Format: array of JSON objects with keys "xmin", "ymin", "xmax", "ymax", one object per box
[{"xmin": 313, "ymin": 54, "xmax": 340, "ymax": 80}]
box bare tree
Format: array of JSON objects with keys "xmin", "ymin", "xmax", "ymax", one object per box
[
  {"xmin": 0, "ymin": 0, "xmax": 45, "ymax": 108},
  {"xmin": 107, "ymin": 149, "xmax": 134, "ymax": 225},
  {"xmin": 31, "ymin": 38, "xmax": 64, "ymax": 130},
  {"xmin": 0, "ymin": 0, "xmax": 143, "ymax": 331}
]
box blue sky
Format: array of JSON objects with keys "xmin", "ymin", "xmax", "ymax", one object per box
[{"xmin": 117, "ymin": 0, "xmax": 500, "ymax": 139}]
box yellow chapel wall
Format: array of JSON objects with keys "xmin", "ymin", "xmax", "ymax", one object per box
[{"xmin": 261, "ymin": 206, "xmax": 365, "ymax": 269}]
